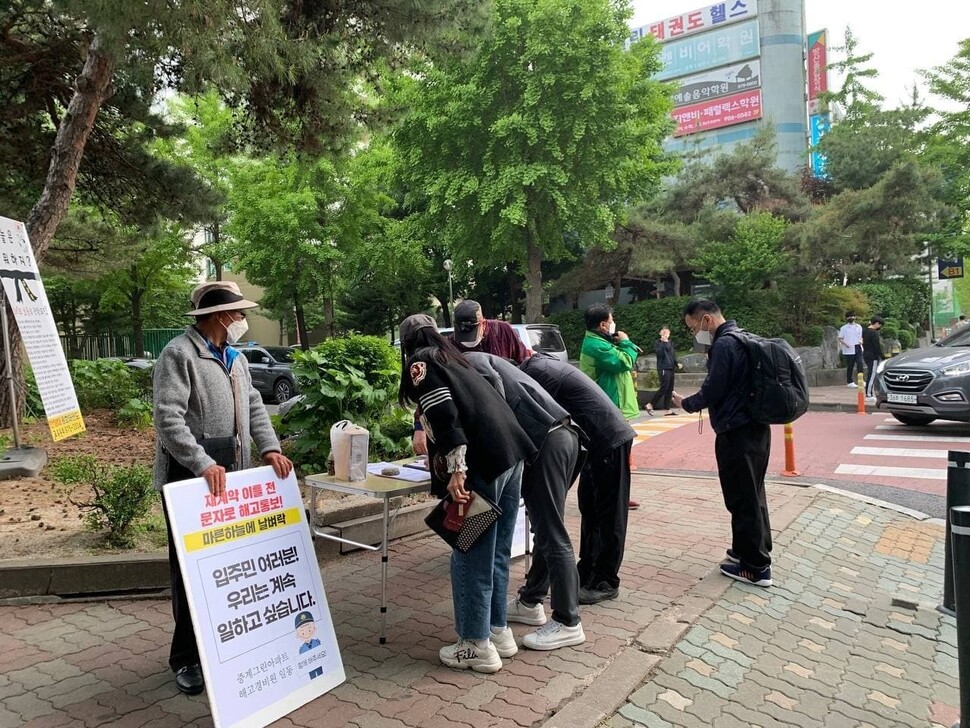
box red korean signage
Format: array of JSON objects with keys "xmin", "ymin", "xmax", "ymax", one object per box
[
  {"xmin": 672, "ymin": 89, "xmax": 762, "ymax": 137},
  {"xmin": 807, "ymin": 29, "xmax": 828, "ymax": 103}
]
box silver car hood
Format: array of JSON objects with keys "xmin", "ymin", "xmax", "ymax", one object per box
[{"xmin": 887, "ymin": 346, "xmax": 970, "ymax": 370}]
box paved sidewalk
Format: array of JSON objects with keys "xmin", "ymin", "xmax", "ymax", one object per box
[{"xmin": 0, "ymin": 474, "xmax": 957, "ymax": 728}]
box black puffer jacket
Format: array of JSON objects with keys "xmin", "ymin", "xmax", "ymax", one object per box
[{"xmin": 403, "ymin": 348, "xmax": 535, "ymax": 497}]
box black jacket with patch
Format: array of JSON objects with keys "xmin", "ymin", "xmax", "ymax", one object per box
[{"xmin": 403, "ymin": 348, "xmax": 535, "ymax": 497}]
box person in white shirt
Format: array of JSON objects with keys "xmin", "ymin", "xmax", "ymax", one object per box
[{"xmin": 838, "ymin": 312, "xmax": 865, "ymax": 387}]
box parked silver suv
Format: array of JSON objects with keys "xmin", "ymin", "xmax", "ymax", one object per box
[{"xmin": 874, "ymin": 327, "xmax": 970, "ymax": 425}]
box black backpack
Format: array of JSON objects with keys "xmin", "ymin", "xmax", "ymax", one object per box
[{"xmin": 727, "ymin": 331, "xmax": 810, "ymax": 425}]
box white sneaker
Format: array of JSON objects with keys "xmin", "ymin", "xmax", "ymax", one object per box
[
  {"xmin": 439, "ymin": 639, "xmax": 502, "ymax": 673},
  {"xmin": 489, "ymin": 626, "xmax": 518, "ymax": 657},
  {"xmin": 506, "ymin": 596, "xmax": 547, "ymax": 626},
  {"xmin": 523, "ymin": 619, "xmax": 586, "ymax": 651},
  {"xmin": 846, "ymin": 382, "xmax": 857, "ymax": 388}
]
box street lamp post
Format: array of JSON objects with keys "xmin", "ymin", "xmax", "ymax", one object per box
[{"xmin": 443, "ymin": 259, "xmax": 454, "ymax": 320}]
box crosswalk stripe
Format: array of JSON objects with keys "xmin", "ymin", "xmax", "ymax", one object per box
[
  {"xmin": 631, "ymin": 413, "xmax": 699, "ymax": 444},
  {"xmin": 850, "ymin": 446, "xmax": 948, "ymax": 459},
  {"xmin": 835, "ymin": 464, "xmax": 945, "ymax": 480},
  {"xmin": 864, "ymin": 434, "xmax": 970, "ymax": 443}
]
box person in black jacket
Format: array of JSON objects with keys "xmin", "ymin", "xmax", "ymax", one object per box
[
  {"xmin": 466, "ymin": 353, "xmax": 586, "ymax": 651},
  {"xmin": 863, "ymin": 316, "xmax": 884, "ymax": 398},
  {"xmin": 672, "ymin": 300, "xmax": 773, "ymax": 588},
  {"xmin": 520, "ymin": 353, "xmax": 636, "ymax": 605},
  {"xmin": 398, "ymin": 315, "xmax": 535, "ymax": 673},
  {"xmin": 647, "ymin": 326, "xmax": 680, "ymax": 415}
]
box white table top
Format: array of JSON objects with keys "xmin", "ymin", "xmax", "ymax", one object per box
[{"xmin": 305, "ymin": 462, "xmax": 432, "ymax": 499}]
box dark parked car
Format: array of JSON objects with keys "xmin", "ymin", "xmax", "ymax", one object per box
[
  {"xmin": 874, "ymin": 327, "xmax": 970, "ymax": 425},
  {"xmin": 232, "ymin": 344, "xmax": 299, "ymax": 404}
]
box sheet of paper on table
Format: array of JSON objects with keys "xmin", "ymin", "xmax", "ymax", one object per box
[{"xmin": 366, "ymin": 462, "xmax": 430, "ymax": 483}]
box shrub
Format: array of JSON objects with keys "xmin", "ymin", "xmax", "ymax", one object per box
[
  {"xmin": 804, "ymin": 325, "xmax": 825, "ymax": 346},
  {"xmin": 854, "ymin": 280, "xmax": 929, "ymax": 330},
  {"xmin": 70, "ymin": 359, "xmax": 141, "ymax": 411},
  {"xmin": 117, "ymin": 398, "xmax": 153, "ymax": 430},
  {"xmin": 23, "ymin": 366, "xmax": 44, "ymax": 419},
  {"xmin": 50, "ymin": 455, "xmax": 156, "ymax": 548},
  {"xmin": 898, "ymin": 329, "xmax": 916, "ymax": 349},
  {"xmin": 817, "ymin": 287, "xmax": 871, "ymax": 326},
  {"xmin": 779, "ymin": 333, "xmax": 796, "ymax": 347},
  {"xmin": 881, "ymin": 319, "xmax": 901, "ymax": 340},
  {"xmin": 279, "ymin": 335, "xmax": 402, "ymax": 473}
]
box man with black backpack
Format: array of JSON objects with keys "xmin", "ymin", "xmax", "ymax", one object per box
[{"xmin": 671, "ymin": 300, "xmax": 774, "ymax": 588}]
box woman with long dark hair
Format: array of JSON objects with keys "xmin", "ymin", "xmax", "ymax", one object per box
[{"xmin": 398, "ymin": 314, "xmax": 535, "ymax": 673}]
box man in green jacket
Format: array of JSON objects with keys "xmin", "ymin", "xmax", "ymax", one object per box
[{"xmin": 580, "ymin": 303, "xmax": 640, "ymax": 420}]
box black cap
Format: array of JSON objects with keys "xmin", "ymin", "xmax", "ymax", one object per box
[
  {"xmin": 453, "ymin": 300, "xmax": 483, "ymax": 343},
  {"xmin": 398, "ymin": 314, "xmax": 437, "ymax": 347}
]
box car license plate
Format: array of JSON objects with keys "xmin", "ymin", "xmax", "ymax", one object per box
[{"xmin": 887, "ymin": 393, "xmax": 918, "ymax": 404}]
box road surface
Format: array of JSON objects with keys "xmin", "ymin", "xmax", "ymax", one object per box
[{"xmin": 630, "ymin": 410, "xmax": 970, "ymax": 518}]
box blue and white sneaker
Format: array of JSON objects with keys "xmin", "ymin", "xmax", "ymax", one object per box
[{"xmin": 720, "ymin": 562, "xmax": 772, "ymax": 587}]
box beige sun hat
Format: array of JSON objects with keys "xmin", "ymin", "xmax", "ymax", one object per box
[{"xmin": 186, "ymin": 281, "xmax": 259, "ymax": 316}]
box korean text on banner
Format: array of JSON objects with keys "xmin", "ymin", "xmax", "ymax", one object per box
[
  {"xmin": 0, "ymin": 216, "xmax": 84, "ymax": 440},
  {"xmin": 629, "ymin": 0, "xmax": 758, "ymax": 46},
  {"xmin": 656, "ymin": 19, "xmax": 761, "ymax": 81},
  {"xmin": 673, "ymin": 89, "xmax": 762, "ymax": 137},
  {"xmin": 807, "ymin": 30, "xmax": 828, "ymax": 103},
  {"xmin": 673, "ymin": 59, "xmax": 761, "ymax": 107},
  {"xmin": 164, "ymin": 467, "xmax": 345, "ymax": 728}
]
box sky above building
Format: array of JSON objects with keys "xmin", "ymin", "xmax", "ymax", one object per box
[{"xmin": 630, "ymin": 0, "xmax": 970, "ymax": 110}]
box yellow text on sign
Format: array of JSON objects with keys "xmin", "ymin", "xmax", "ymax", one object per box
[
  {"xmin": 183, "ymin": 507, "xmax": 301, "ymax": 553},
  {"xmin": 48, "ymin": 409, "xmax": 86, "ymax": 441}
]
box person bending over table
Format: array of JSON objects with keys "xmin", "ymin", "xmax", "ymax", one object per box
[{"xmin": 398, "ymin": 314, "xmax": 535, "ymax": 673}]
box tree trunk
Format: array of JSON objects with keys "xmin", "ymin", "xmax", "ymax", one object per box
[
  {"xmin": 441, "ymin": 296, "xmax": 452, "ymax": 327},
  {"xmin": 524, "ymin": 226, "xmax": 543, "ymax": 323},
  {"xmin": 210, "ymin": 222, "xmax": 223, "ymax": 280},
  {"xmin": 669, "ymin": 269, "xmax": 681, "ymax": 297},
  {"xmin": 0, "ymin": 35, "xmax": 114, "ymax": 427},
  {"xmin": 506, "ymin": 267, "xmax": 523, "ymax": 323},
  {"xmin": 132, "ymin": 286, "xmax": 144, "ymax": 356},
  {"xmin": 323, "ymin": 295, "xmax": 335, "ymax": 338},
  {"xmin": 294, "ymin": 294, "xmax": 309, "ymax": 350}
]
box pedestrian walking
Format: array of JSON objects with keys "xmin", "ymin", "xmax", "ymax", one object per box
[
  {"xmin": 398, "ymin": 314, "xmax": 535, "ymax": 673},
  {"xmin": 153, "ymin": 281, "xmax": 294, "ymax": 696},
  {"xmin": 838, "ymin": 312, "xmax": 865, "ymax": 387},
  {"xmin": 671, "ymin": 300, "xmax": 773, "ymax": 588},
  {"xmin": 521, "ymin": 353, "xmax": 636, "ymax": 605},
  {"xmin": 647, "ymin": 326, "xmax": 680, "ymax": 415},
  {"xmin": 863, "ymin": 316, "xmax": 884, "ymax": 399},
  {"xmin": 466, "ymin": 353, "xmax": 586, "ymax": 651}
]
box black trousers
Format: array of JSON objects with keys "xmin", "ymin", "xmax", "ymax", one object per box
[
  {"xmin": 649, "ymin": 369, "xmax": 675, "ymax": 410},
  {"xmin": 162, "ymin": 490, "xmax": 200, "ymax": 672},
  {"xmin": 865, "ymin": 358, "xmax": 878, "ymax": 396},
  {"xmin": 845, "ymin": 345, "xmax": 864, "ymax": 384},
  {"xmin": 714, "ymin": 421, "xmax": 772, "ymax": 569},
  {"xmin": 519, "ymin": 426, "xmax": 581, "ymax": 627},
  {"xmin": 577, "ymin": 439, "xmax": 632, "ymax": 590}
]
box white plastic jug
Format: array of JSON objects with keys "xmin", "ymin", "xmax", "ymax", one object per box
[{"xmin": 330, "ymin": 420, "xmax": 369, "ymax": 481}]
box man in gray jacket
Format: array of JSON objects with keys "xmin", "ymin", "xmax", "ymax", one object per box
[
  {"xmin": 466, "ymin": 353, "xmax": 585, "ymax": 651},
  {"xmin": 153, "ymin": 281, "xmax": 293, "ymax": 696}
]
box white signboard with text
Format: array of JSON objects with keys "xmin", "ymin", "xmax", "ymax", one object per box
[
  {"xmin": 164, "ymin": 467, "xmax": 345, "ymax": 728},
  {"xmin": 629, "ymin": 0, "xmax": 757, "ymax": 46},
  {"xmin": 0, "ymin": 216, "xmax": 84, "ymax": 440},
  {"xmin": 511, "ymin": 501, "xmax": 533, "ymax": 559}
]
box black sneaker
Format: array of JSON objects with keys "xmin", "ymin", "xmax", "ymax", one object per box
[
  {"xmin": 578, "ymin": 582, "xmax": 619, "ymax": 604},
  {"xmin": 725, "ymin": 548, "xmax": 739, "ymax": 564},
  {"xmin": 720, "ymin": 562, "xmax": 772, "ymax": 587}
]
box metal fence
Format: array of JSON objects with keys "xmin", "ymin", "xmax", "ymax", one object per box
[{"xmin": 59, "ymin": 329, "xmax": 184, "ymax": 361}]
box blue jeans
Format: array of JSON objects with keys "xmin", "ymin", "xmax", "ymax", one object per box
[{"xmin": 451, "ymin": 461, "xmax": 523, "ymax": 640}]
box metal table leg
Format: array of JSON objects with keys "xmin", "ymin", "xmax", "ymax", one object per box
[{"xmin": 380, "ymin": 495, "xmax": 389, "ymax": 644}]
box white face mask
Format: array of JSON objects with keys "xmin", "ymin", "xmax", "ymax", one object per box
[
  {"xmin": 693, "ymin": 317, "xmax": 713, "ymax": 346},
  {"xmin": 224, "ymin": 316, "xmax": 249, "ymax": 344},
  {"xmin": 607, "ymin": 321, "xmax": 616, "ymax": 336}
]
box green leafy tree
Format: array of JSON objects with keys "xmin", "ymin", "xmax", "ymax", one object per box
[
  {"xmin": 820, "ymin": 27, "xmax": 885, "ymax": 119},
  {"xmin": 395, "ymin": 0, "xmax": 675, "ymax": 322},
  {"xmin": 694, "ymin": 213, "xmax": 789, "ymax": 298}
]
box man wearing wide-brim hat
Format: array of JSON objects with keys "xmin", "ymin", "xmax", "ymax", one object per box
[{"xmin": 152, "ymin": 281, "xmax": 293, "ymax": 697}]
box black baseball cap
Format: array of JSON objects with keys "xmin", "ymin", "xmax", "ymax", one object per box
[{"xmin": 453, "ymin": 300, "xmax": 483, "ymax": 343}]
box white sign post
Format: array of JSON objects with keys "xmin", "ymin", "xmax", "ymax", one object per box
[
  {"xmin": 164, "ymin": 466, "xmax": 345, "ymax": 728},
  {"xmin": 0, "ymin": 215, "xmax": 84, "ymax": 441}
]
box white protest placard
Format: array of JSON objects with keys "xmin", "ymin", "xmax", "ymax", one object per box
[
  {"xmin": 164, "ymin": 466, "xmax": 345, "ymax": 728},
  {"xmin": 0, "ymin": 216, "xmax": 84, "ymax": 440}
]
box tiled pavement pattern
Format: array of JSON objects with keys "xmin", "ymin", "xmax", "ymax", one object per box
[
  {"xmin": 609, "ymin": 493, "xmax": 959, "ymax": 728},
  {"xmin": 0, "ymin": 476, "xmax": 956, "ymax": 728}
]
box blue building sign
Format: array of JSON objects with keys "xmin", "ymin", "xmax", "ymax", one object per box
[{"xmin": 656, "ymin": 19, "xmax": 760, "ymax": 81}]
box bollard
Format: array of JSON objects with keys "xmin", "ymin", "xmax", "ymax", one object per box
[
  {"xmin": 856, "ymin": 371, "xmax": 866, "ymax": 414},
  {"xmin": 781, "ymin": 422, "xmax": 800, "ymax": 477},
  {"xmin": 943, "ymin": 452, "xmax": 970, "ymax": 616},
  {"xmin": 950, "ymin": 504, "xmax": 970, "ymax": 728}
]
